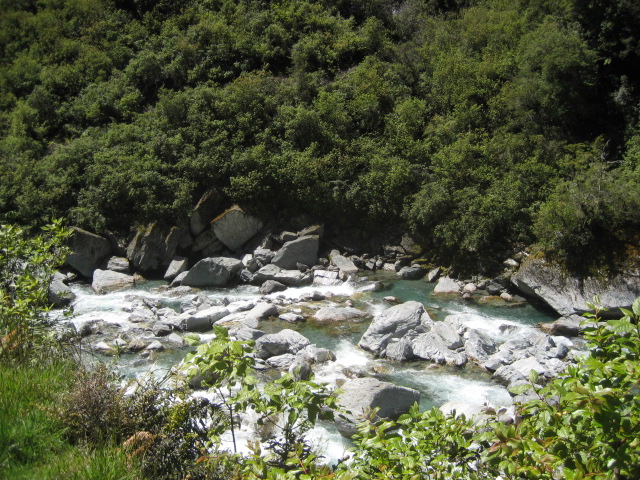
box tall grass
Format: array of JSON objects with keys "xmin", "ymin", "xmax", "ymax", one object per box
[{"xmin": 0, "ymin": 359, "xmax": 140, "ymax": 480}]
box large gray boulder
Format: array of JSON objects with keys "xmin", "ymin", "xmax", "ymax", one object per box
[
  {"xmin": 312, "ymin": 307, "xmax": 368, "ymax": 322},
  {"xmin": 271, "ymin": 235, "xmax": 319, "ymax": 270},
  {"xmin": 211, "ymin": 205, "xmax": 263, "ymax": 251},
  {"xmin": 511, "ymin": 258, "xmax": 640, "ymax": 316},
  {"xmin": 181, "ymin": 257, "xmax": 243, "ymax": 288},
  {"xmin": 67, "ymin": 227, "xmax": 111, "ymax": 278},
  {"xmin": 91, "ymin": 269, "xmax": 136, "ymax": 294},
  {"xmin": 127, "ymin": 223, "xmax": 183, "ymax": 272},
  {"xmin": 104, "ymin": 256, "xmax": 130, "ymax": 273},
  {"xmin": 189, "ymin": 189, "xmax": 223, "ymax": 236},
  {"xmin": 539, "ymin": 315, "xmax": 586, "ymax": 336},
  {"xmin": 254, "ymin": 329, "xmax": 311, "ymax": 359},
  {"xmin": 398, "ymin": 266, "xmax": 426, "ymax": 280},
  {"xmin": 48, "ymin": 272, "xmax": 75, "ymax": 307},
  {"xmin": 192, "ymin": 229, "xmax": 223, "ymax": 255},
  {"xmin": 334, "ymin": 377, "xmax": 420, "ymax": 438},
  {"xmin": 411, "ymin": 331, "xmax": 467, "ymax": 366},
  {"xmin": 359, "ymin": 301, "xmax": 428, "ymax": 356}
]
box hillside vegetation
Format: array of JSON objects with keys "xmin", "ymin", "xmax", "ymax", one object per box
[{"xmin": 1, "ymin": 0, "xmax": 639, "ymax": 270}]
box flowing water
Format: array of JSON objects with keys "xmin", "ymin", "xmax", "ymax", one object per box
[{"xmin": 53, "ymin": 272, "xmax": 557, "ymax": 462}]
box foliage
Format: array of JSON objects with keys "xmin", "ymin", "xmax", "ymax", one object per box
[
  {"xmin": 0, "ymin": 0, "xmax": 638, "ymax": 268},
  {"xmin": 0, "ymin": 220, "xmax": 70, "ymax": 360}
]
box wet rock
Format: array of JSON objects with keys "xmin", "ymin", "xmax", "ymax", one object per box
[
  {"xmin": 146, "ymin": 340, "xmax": 164, "ymax": 351},
  {"xmin": 211, "ymin": 205, "xmax": 263, "ymax": 251},
  {"xmin": 433, "ymin": 277, "xmax": 462, "ymax": 294},
  {"xmin": 170, "ymin": 271, "xmax": 188, "ymax": 287},
  {"xmin": 67, "ymin": 227, "xmax": 111, "ymax": 278},
  {"xmin": 179, "ymin": 306, "xmax": 230, "ymax": 332},
  {"xmin": 312, "ymin": 307, "xmax": 367, "ymax": 322},
  {"xmin": 260, "ymin": 280, "xmax": 287, "ymax": 295},
  {"xmin": 92, "ymin": 269, "xmax": 136, "ymax": 294},
  {"xmin": 181, "ymin": 257, "xmax": 243, "ymax": 288},
  {"xmin": 296, "ymin": 345, "xmax": 336, "ymax": 364},
  {"xmin": 279, "ymin": 312, "xmax": 304, "ymax": 323},
  {"xmin": 359, "ymin": 301, "xmax": 428, "ymax": 356},
  {"xmin": 426, "ymin": 267, "xmax": 442, "ymax": 283},
  {"xmin": 152, "ymin": 321, "xmax": 173, "ymax": 337},
  {"xmin": 48, "ymin": 271, "xmax": 75, "ymax": 307},
  {"xmin": 254, "ymin": 329, "xmax": 311, "ymax": 359},
  {"xmin": 485, "ymin": 282, "xmax": 504, "ymax": 296},
  {"xmin": 126, "ymin": 338, "xmax": 148, "ymax": 353},
  {"xmin": 334, "ymin": 377, "xmax": 420, "ymax": 438}
]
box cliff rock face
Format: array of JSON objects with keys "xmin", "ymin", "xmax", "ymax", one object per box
[{"xmin": 511, "ymin": 259, "xmax": 640, "ymax": 316}]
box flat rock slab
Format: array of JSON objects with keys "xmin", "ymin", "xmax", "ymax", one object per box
[
  {"xmin": 312, "ymin": 307, "xmax": 368, "ymax": 322},
  {"xmin": 335, "ymin": 377, "xmax": 420, "ymax": 438}
]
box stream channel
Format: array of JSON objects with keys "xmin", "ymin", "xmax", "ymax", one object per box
[{"xmin": 53, "ymin": 271, "xmax": 557, "ymax": 463}]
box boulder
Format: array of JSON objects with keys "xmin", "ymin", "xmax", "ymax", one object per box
[
  {"xmin": 254, "ymin": 248, "xmax": 275, "ymax": 265},
  {"xmin": 229, "ymin": 325, "xmax": 265, "ymax": 341},
  {"xmin": 252, "ymin": 264, "xmax": 312, "ymax": 287},
  {"xmin": 104, "ymin": 256, "xmax": 130, "ymax": 273},
  {"xmin": 398, "ymin": 266, "xmax": 426, "ymax": 280},
  {"xmin": 48, "ymin": 272, "xmax": 75, "ymax": 307},
  {"xmin": 211, "ymin": 205, "xmax": 263, "ymax": 251},
  {"xmin": 181, "ymin": 257, "xmax": 243, "ymax": 288},
  {"xmin": 254, "ymin": 329, "xmax": 311, "ymax": 359},
  {"xmin": 259, "ymin": 279, "xmax": 287, "ymax": 295},
  {"xmin": 411, "ymin": 332, "xmax": 467, "ymax": 366},
  {"xmin": 179, "ymin": 306, "xmax": 230, "ymax": 332},
  {"xmin": 464, "ymin": 329, "xmax": 497, "ymax": 365},
  {"xmin": 242, "ymin": 254, "xmax": 259, "ymax": 272},
  {"xmin": 493, "ymin": 357, "xmax": 548, "ymax": 387},
  {"xmin": 248, "ymin": 302, "xmax": 279, "ymax": 319},
  {"xmin": 433, "ymin": 277, "xmax": 462, "ymax": 294},
  {"xmin": 511, "ymin": 258, "xmax": 640, "ymax": 316},
  {"xmin": 426, "ymin": 267, "xmax": 442, "ymax": 283},
  {"xmin": 127, "ymin": 223, "xmax": 183, "ymax": 272},
  {"xmin": 67, "ymin": 227, "xmax": 111, "ymax": 278},
  {"xmin": 296, "ymin": 345, "xmax": 336, "ymax": 364},
  {"xmin": 271, "ymin": 235, "xmax": 319, "ymax": 270},
  {"xmin": 432, "ymin": 322, "xmax": 464, "ymax": 349},
  {"xmin": 334, "ymin": 377, "xmax": 420, "ymax": 438},
  {"xmin": 329, "ymin": 250, "xmax": 359, "ymax": 278},
  {"xmin": 358, "ymin": 301, "xmax": 428, "ymax": 356},
  {"xmin": 163, "ymin": 256, "xmax": 189, "ymax": 281},
  {"xmin": 91, "ymin": 269, "xmax": 135, "ymax": 294},
  {"xmin": 298, "ymin": 224, "xmax": 324, "ymax": 238},
  {"xmin": 385, "ymin": 337, "xmax": 415, "ymax": 362},
  {"xmin": 189, "ymin": 190, "xmax": 223, "ymax": 236},
  {"xmin": 312, "ymin": 307, "xmax": 368, "ymax": 322}
]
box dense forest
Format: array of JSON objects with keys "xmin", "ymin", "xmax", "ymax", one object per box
[{"xmin": 1, "ymin": 0, "xmax": 639, "ymax": 271}]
